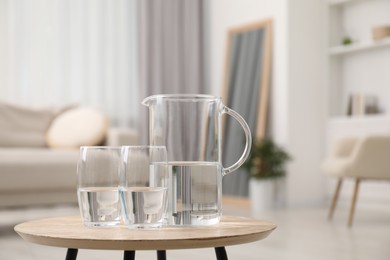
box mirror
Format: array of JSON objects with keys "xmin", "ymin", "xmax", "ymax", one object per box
[{"xmin": 221, "ymin": 19, "xmax": 273, "ymax": 196}]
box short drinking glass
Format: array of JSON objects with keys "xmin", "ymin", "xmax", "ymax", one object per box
[
  {"xmin": 120, "ymin": 146, "xmax": 168, "ymax": 228},
  {"xmin": 77, "ymin": 146, "xmax": 121, "ymax": 227}
]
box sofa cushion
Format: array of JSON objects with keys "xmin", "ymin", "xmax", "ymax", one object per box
[
  {"xmin": 0, "ymin": 102, "xmax": 67, "ymax": 147},
  {"xmin": 0, "ymin": 148, "xmax": 79, "ymax": 191},
  {"xmin": 46, "ymin": 107, "xmax": 109, "ymax": 149}
]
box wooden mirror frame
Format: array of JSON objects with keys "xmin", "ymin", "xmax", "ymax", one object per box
[{"xmin": 222, "ymin": 19, "xmax": 273, "ymax": 139}]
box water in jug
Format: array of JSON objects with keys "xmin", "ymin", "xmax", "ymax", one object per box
[{"xmin": 142, "ymin": 94, "xmax": 252, "ymax": 225}]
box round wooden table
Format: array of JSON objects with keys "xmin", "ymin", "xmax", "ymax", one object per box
[{"xmin": 14, "ymin": 215, "xmax": 276, "ymax": 260}]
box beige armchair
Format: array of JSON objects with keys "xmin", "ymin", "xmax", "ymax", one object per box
[{"xmin": 322, "ymin": 134, "xmax": 390, "ymax": 226}]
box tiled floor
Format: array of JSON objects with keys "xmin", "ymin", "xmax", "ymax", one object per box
[{"xmin": 1, "ymin": 201, "xmax": 390, "ymax": 260}]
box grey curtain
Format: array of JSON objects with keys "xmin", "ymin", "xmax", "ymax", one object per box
[
  {"xmin": 137, "ymin": 0, "xmax": 208, "ymax": 144},
  {"xmin": 222, "ymin": 29, "xmax": 266, "ymax": 197}
]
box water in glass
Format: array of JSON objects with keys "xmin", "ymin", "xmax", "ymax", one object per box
[
  {"xmin": 168, "ymin": 161, "xmax": 222, "ymax": 225},
  {"xmin": 77, "ymin": 187, "xmax": 121, "ymax": 227},
  {"xmin": 120, "ymin": 187, "xmax": 168, "ymax": 228}
]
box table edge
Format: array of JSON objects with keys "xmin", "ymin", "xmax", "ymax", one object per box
[{"xmin": 15, "ymin": 215, "xmax": 277, "ymax": 250}]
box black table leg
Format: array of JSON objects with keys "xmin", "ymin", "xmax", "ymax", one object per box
[
  {"xmin": 157, "ymin": 250, "xmax": 167, "ymax": 260},
  {"xmin": 65, "ymin": 248, "xmax": 78, "ymax": 260},
  {"xmin": 66, "ymin": 247, "xmax": 227, "ymax": 260},
  {"xmin": 124, "ymin": 250, "xmax": 136, "ymax": 260},
  {"xmin": 215, "ymin": 247, "xmax": 228, "ymax": 260}
]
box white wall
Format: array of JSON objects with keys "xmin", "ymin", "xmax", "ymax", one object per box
[
  {"xmin": 287, "ymin": 0, "xmax": 327, "ymax": 206},
  {"xmin": 209, "ymin": 0, "xmax": 328, "ymax": 207}
]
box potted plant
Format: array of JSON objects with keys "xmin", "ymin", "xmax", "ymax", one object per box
[{"xmin": 243, "ymin": 138, "xmax": 291, "ymax": 212}]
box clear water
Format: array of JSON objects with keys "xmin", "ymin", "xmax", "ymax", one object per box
[
  {"xmin": 120, "ymin": 187, "xmax": 168, "ymax": 228},
  {"xmin": 168, "ymin": 161, "xmax": 222, "ymax": 226},
  {"xmin": 77, "ymin": 187, "xmax": 121, "ymax": 227}
]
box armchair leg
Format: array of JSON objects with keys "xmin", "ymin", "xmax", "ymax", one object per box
[
  {"xmin": 328, "ymin": 178, "xmax": 343, "ymax": 220},
  {"xmin": 348, "ymin": 178, "xmax": 360, "ymax": 227}
]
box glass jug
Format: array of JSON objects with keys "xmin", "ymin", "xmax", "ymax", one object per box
[{"xmin": 142, "ymin": 94, "xmax": 252, "ymax": 225}]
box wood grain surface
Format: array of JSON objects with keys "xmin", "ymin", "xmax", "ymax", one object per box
[{"xmin": 14, "ymin": 215, "xmax": 276, "ymax": 250}]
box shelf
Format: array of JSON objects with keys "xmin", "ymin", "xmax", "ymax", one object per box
[
  {"xmin": 328, "ymin": 114, "xmax": 388, "ymax": 123},
  {"xmin": 327, "ymin": 0, "xmax": 390, "ymax": 119},
  {"xmin": 329, "ymin": 38, "xmax": 390, "ymax": 56},
  {"xmin": 328, "ymin": 0, "xmax": 371, "ymax": 7}
]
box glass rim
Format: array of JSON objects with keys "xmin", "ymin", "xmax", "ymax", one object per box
[
  {"xmin": 80, "ymin": 145, "xmax": 166, "ymax": 148},
  {"xmin": 142, "ymin": 94, "xmax": 221, "ymax": 104},
  {"xmin": 79, "ymin": 146, "xmax": 122, "ymax": 149},
  {"xmin": 121, "ymin": 145, "xmax": 167, "ymax": 150}
]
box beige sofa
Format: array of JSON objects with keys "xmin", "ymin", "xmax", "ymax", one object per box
[{"xmin": 0, "ymin": 102, "xmax": 137, "ymax": 207}]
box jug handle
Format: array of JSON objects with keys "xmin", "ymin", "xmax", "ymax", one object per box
[{"xmin": 222, "ymin": 106, "xmax": 252, "ymax": 176}]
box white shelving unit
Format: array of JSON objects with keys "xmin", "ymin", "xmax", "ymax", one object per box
[
  {"xmin": 329, "ymin": 37, "xmax": 390, "ymax": 56},
  {"xmin": 327, "ymin": 0, "xmax": 390, "ymax": 117},
  {"xmin": 326, "ymin": 0, "xmax": 390, "ymax": 203}
]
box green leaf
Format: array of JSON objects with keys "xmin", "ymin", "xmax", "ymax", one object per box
[{"xmin": 243, "ymin": 138, "xmax": 292, "ymax": 179}]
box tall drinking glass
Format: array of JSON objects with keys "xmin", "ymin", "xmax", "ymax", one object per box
[
  {"xmin": 120, "ymin": 146, "xmax": 168, "ymax": 229},
  {"xmin": 77, "ymin": 146, "xmax": 121, "ymax": 227}
]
